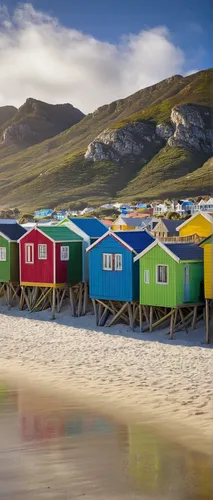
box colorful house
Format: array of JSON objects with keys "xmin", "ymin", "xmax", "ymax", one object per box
[
  {"xmin": 58, "ymin": 218, "xmax": 107, "ymax": 280},
  {"xmin": 152, "ymin": 218, "xmax": 181, "ymax": 239},
  {"xmin": 200, "ymin": 235, "xmax": 213, "ymax": 300},
  {"xmin": 18, "ymin": 226, "xmax": 83, "ymax": 287},
  {"xmin": 86, "ymin": 230, "xmax": 154, "ymax": 302},
  {"xmin": 177, "ymin": 212, "xmax": 213, "ymax": 239},
  {"xmin": 134, "ymin": 240, "xmax": 204, "ymax": 308},
  {"xmin": 0, "ymin": 223, "xmax": 26, "ymax": 284},
  {"xmin": 112, "ymin": 216, "xmax": 149, "ymax": 231}
]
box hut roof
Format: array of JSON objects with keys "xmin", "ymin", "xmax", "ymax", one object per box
[
  {"xmin": 87, "ymin": 230, "xmax": 154, "ymax": 254},
  {"xmin": 70, "ymin": 218, "xmax": 107, "ymax": 237},
  {"xmin": 158, "ymin": 218, "xmax": 181, "ymax": 232},
  {"xmin": 176, "ymin": 212, "xmax": 213, "ymax": 231},
  {"xmin": 0, "ymin": 223, "xmax": 26, "ymax": 241},
  {"xmin": 165, "ymin": 243, "xmax": 203, "ymax": 260},
  {"xmin": 40, "ymin": 226, "xmax": 83, "ymax": 242}
]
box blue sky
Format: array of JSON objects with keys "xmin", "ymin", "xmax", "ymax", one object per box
[
  {"xmin": 6, "ymin": 0, "xmax": 211, "ymax": 70},
  {"xmin": 1, "ymin": 1, "xmax": 211, "ymax": 111}
]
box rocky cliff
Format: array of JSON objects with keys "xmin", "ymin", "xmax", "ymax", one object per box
[
  {"xmin": 85, "ymin": 104, "xmax": 213, "ymax": 163},
  {"xmin": 0, "ymin": 98, "xmax": 85, "ymax": 147},
  {"xmin": 0, "ymin": 105, "xmax": 17, "ymax": 128}
]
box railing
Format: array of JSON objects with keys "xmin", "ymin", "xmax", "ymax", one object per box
[{"xmin": 159, "ymin": 235, "xmax": 204, "ymax": 243}]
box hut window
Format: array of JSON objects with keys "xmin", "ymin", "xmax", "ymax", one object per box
[
  {"xmin": 114, "ymin": 254, "xmax": 122, "ymax": 271},
  {"xmin": 25, "ymin": 244, "xmax": 34, "ymax": 264},
  {"xmin": 156, "ymin": 265, "xmax": 168, "ymax": 284},
  {"xmin": 38, "ymin": 244, "xmax": 47, "ymax": 260},
  {"xmin": 144, "ymin": 270, "xmax": 150, "ymax": 284},
  {"xmin": 103, "ymin": 253, "xmax": 113, "ymax": 270},
  {"xmin": 0, "ymin": 247, "xmax": 6, "ymax": 261},
  {"xmin": 60, "ymin": 246, "xmax": 69, "ymax": 261}
]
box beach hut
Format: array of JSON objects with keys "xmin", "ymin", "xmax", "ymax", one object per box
[
  {"xmin": 111, "ymin": 216, "xmax": 149, "ymax": 231},
  {"xmin": 86, "ymin": 230, "xmax": 154, "ymax": 326},
  {"xmin": 176, "ymin": 212, "xmax": 213, "ymax": 240},
  {"xmin": 18, "ymin": 226, "xmax": 84, "ymax": 315},
  {"xmin": 134, "ymin": 240, "xmax": 204, "ymax": 337},
  {"xmin": 200, "ymin": 235, "xmax": 213, "ymax": 342},
  {"xmin": 0, "ymin": 223, "xmax": 26, "ymax": 305},
  {"xmin": 58, "ymin": 217, "xmax": 107, "ymax": 281},
  {"xmin": 152, "ymin": 218, "xmax": 181, "ymax": 240}
]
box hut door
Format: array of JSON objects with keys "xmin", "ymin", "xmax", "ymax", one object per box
[{"xmin": 184, "ymin": 264, "xmax": 190, "ymax": 302}]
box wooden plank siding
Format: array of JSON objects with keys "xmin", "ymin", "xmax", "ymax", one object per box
[
  {"xmin": 0, "ymin": 235, "xmax": 10, "ymax": 282},
  {"xmin": 179, "ymin": 214, "xmax": 212, "ymax": 238},
  {"xmin": 203, "ymin": 243, "xmax": 213, "ymax": 299},
  {"xmin": 88, "ymin": 235, "xmax": 138, "ymax": 302}
]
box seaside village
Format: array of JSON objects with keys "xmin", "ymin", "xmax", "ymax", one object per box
[{"xmin": 0, "ymin": 197, "xmax": 212, "ymax": 343}]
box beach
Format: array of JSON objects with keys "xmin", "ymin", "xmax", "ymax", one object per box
[{"xmin": 0, "ymin": 305, "xmax": 212, "ymax": 454}]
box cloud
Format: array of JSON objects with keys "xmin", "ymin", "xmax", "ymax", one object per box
[{"xmin": 0, "ymin": 3, "xmax": 187, "ymax": 113}]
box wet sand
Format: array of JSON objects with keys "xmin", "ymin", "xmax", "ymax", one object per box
[{"xmin": 0, "ymin": 306, "xmax": 212, "ymax": 455}]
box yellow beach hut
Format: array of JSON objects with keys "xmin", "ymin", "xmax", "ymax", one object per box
[
  {"xmin": 176, "ymin": 212, "xmax": 213, "ymax": 240},
  {"xmin": 200, "ymin": 235, "xmax": 213, "ymax": 343}
]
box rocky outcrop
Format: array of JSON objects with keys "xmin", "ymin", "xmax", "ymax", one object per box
[
  {"xmin": 167, "ymin": 105, "xmax": 213, "ymax": 152},
  {"xmin": 85, "ymin": 122, "xmax": 162, "ymax": 163},
  {"xmin": 156, "ymin": 123, "xmax": 173, "ymax": 139}
]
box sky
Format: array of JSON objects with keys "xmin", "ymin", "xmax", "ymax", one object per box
[{"xmin": 0, "ymin": 1, "xmax": 212, "ymax": 113}]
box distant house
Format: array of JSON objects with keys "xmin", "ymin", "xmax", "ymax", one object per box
[
  {"xmin": 176, "ymin": 201, "xmax": 195, "ymax": 215},
  {"xmin": 177, "ymin": 212, "xmax": 213, "ymax": 239},
  {"xmin": 58, "ymin": 217, "xmax": 107, "ymax": 280},
  {"xmin": 80, "ymin": 207, "xmax": 95, "ymax": 215},
  {"xmin": 198, "ymin": 198, "xmax": 213, "ymax": 213},
  {"xmin": 134, "ymin": 240, "xmax": 204, "ymax": 308},
  {"xmin": 152, "ymin": 218, "xmax": 181, "ymax": 239},
  {"xmin": 34, "ymin": 209, "xmax": 53, "ymax": 219},
  {"xmin": 0, "ymin": 223, "xmax": 26, "ymax": 284},
  {"xmin": 153, "ymin": 203, "xmax": 170, "ymax": 215},
  {"xmin": 112, "ymin": 216, "xmax": 149, "ymax": 231},
  {"xmin": 87, "ymin": 230, "xmax": 154, "ymax": 302},
  {"xmin": 100, "ymin": 219, "xmax": 113, "ymax": 228},
  {"xmin": 136, "ymin": 203, "xmax": 147, "ymax": 209}
]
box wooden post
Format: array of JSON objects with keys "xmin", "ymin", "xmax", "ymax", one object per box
[
  {"xmin": 128, "ymin": 303, "xmax": 134, "ymax": 329},
  {"xmin": 206, "ymin": 299, "xmax": 209, "ymax": 344},
  {"xmin": 92, "ymin": 298, "xmax": 98, "ymax": 325},
  {"xmin": 169, "ymin": 311, "xmax": 175, "ymax": 339},
  {"xmin": 108, "ymin": 302, "xmax": 128, "ymax": 327},
  {"xmin": 139, "ymin": 304, "xmax": 143, "ymax": 333},
  {"xmin": 77, "ymin": 283, "xmax": 83, "ymax": 317},
  {"xmin": 191, "ymin": 305, "xmax": 198, "ymax": 330},
  {"xmin": 98, "ymin": 307, "xmax": 109, "ymax": 326},
  {"xmin": 52, "ymin": 288, "xmax": 56, "ymax": 320},
  {"xmin": 149, "ymin": 306, "xmax": 153, "ymax": 332},
  {"xmin": 82, "ymin": 282, "xmax": 88, "ymax": 316},
  {"xmin": 69, "ymin": 286, "xmax": 76, "ymax": 317}
]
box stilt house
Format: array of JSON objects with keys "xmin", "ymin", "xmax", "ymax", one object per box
[
  {"xmin": 18, "ymin": 226, "xmax": 83, "ymax": 287},
  {"xmin": 134, "ymin": 240, "xmax": 204, "ymax": 308},
  {"xmin": 200, "ymin": 235, "xmax": 213, "ymax": 342},
  {"xmin": 86, "ymin": 230, "xmax": 154, "ymax": 302},
  {"xmin": 177, "ymin": 212, "xmax": 213, "ymax": 240},
  {"xmin": 0, "ymin": 223, "xmax": 26, "ymax": 284}
]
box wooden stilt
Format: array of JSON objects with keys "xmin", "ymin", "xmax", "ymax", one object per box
[
  {"xmin": 92, "ymin": 299, "xmax": 98, "ymax": 325},
  {"xmin": 52, "ymin": 288, "xmax": 56, "ymax": 320},
  {"xmin": 128, "ymin": 303, "xmax": 134, "ymax": 329},
  {"xmin": 206, "ymin": 299, "xmax": 209, "ymax": 344},
  {"xmin": 99, "ymin": 307, "xmax": 109, "ymax": 326},
  {"xmin": 149, "ymin": 306, "xmax": 153, "ymax": 332},
  {"xmin": 169, "ymin": 311, "xmax": 175, "ymax": 339},
  {"xmin": 108, "ymin": 302, "xmax": 128, "ymax": 327},
  {"xmin": 191, "ymin": 305, "xmax": 198, "ymax": 330},
  {"xmin": 69, "ymin": 286, "xmax": 76, "ymax": 317},
  {"xmin": 82, "ymin": 282, "xmax": 88, "ymax": 315},
  {"xmin": 77, "ymin": 283, "xmax": 83, "ymax": 317},
  {"xmin": 139, "ymin": 304, "xmax": 143, "ymax": 333}
]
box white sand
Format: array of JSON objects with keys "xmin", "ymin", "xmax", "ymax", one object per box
[{"xmin": 0, "ymin": 305, "xmax": 212, "ymax": 453}]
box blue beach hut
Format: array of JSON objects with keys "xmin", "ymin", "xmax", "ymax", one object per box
[{"xmin": 86, "ymin": 230, "xmax": 154, "ymax": 303}]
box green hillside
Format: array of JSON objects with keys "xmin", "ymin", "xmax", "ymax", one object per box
[{"xmin": 0, "ymin": 68, "xmax": 212, "ymax": 210}]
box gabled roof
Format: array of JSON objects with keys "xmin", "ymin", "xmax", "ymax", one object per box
[
  {"xmin": 69, "ymin": 218, "xmax": 107, "ymax": 237},
  {"xmin": 86, "ymin": 230, "xmax": 154, "ymax": 254},
  {"xmin": 199, "ymin": 234, "xmax": 213, "ymax": 246},
  {"xmin": 155, "ymin": 218, "xmax": 181, "ymax": 232},
  {"xmin": 18, "ymin": 226, "xmax": 82, "ymax": 243},
  {"xmin": 134, "ymin": 239, "xmax": 203, "ymax": 263},
  {"xmin": 0, "ymin": 223, "xmax": 26, "ymax": 242},
  {"xmin": 165, "ymin": 243, "xmax": 203, "ymax": 261},
  {"xmin": 176, "ymin": 212, "xmax": 213, "ymax": 231},
  {"xmin": 39, "ymin": 226, "xmax": 83, "ymax": 242},
  {"xmin": 114, "ymin": 216, "xmax": 148, "ymax": 227}
]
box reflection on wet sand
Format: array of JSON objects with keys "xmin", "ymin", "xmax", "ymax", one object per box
[{"xmin": 0, "ymin": 382, "xmax": 211, "ymax": 499}]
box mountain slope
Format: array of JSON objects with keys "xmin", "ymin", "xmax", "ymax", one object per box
[
  {"xmin": 0, "ymin": 106, "xmax": 17, "ymax": 128},
  {"xmin": 0, "ymin": 98, "xmax": 85, "ymax": 149},
  {"xmin": 0, "ymin": 68, "xmax": 212, "ymax": 210}
]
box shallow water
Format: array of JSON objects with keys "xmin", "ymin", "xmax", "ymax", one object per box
[{"xmin": 0, "ymin": 380, "xmax": 211, "ymax": 499}]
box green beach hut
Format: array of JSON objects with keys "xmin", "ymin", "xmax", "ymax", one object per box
[
  {"xmin": 0, "ymin": 223, "xmax": 26, "ymax": 304},
  {"xmin": 134, "ymin": 240, "xmax": 204, "ymax": 308}
]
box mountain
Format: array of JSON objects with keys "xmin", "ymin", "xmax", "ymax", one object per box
[
  {"xmin": 0, "ymin": 98, "xmax": 85, "ymax": 149},
  {"xmin": 0, "ymin": 106, "xmax": 17, "ymax": 128},
  {"xmin": 0, "ymin": 68, "xmax": 212, "ymax": 211}
]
